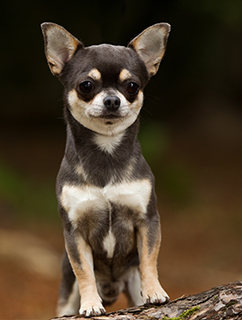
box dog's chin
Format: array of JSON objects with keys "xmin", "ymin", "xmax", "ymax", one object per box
[{"xmin": 78, "ymin": 113, "xmax": 137, "ymax": 136}]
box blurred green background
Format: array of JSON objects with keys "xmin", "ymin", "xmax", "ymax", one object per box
[{"xmin": 0, "ymin": 1, "xmax": 242, "ymax": 319}]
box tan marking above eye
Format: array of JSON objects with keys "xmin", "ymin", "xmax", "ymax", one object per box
[
  {"xmin": 88, "ymin": 68, "xmax": 102, "ymax": 81},
  {"xmin": 119, "ymin": 69, "xmax": 132, "ymax": 82}
]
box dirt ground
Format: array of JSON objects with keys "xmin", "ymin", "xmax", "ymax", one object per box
[{"xmin": 0, "ymin": 124, "xmax": 242, "ymax": 320}]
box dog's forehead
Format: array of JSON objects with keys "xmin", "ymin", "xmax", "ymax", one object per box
[
  {"xmin": 87, "ymin": 44, "xmax": 136, "ymax": 69},
  {"xmin": 73, "ymin": 44, "xmax": 148, "ymax": 83}
]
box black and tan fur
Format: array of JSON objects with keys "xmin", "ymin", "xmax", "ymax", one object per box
[{"xmin": 41, "ymin": 22, "xmax": 170, "ymax": 317}]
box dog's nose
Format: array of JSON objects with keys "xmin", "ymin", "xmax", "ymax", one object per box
[{"xmin": 103, "ymin": 96, "xmax": 120, "ymax": 111}]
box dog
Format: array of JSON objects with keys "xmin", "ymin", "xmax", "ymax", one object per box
[{"xmin": 41, "ymin": 22, "xmax": 170, "ymax": 317}]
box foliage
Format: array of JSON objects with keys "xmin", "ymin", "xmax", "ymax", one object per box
[
  {"xmin": 162, "ymin": 306, "xmax": 200, "ymax": 320},
  {"xmin": 0, "ymin": 160, "xmax": 57, "ymax": 223}
]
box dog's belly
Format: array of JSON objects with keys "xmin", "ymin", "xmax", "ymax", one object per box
[
  {"xmin": 91, "ymin": 214, "xmax": 139, "ymax": 278},
  {"xmin": 60, "ymin": 179, "xmax": 152, "ymax": 270}
]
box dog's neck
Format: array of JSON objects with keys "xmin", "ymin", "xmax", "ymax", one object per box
[{"xmin": 64, "ymin": 107, "xmax": 141, "ymax": 186}]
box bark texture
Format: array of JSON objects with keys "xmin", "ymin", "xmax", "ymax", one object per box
[{"xmin": 51, "ymin": 281, "xmax": 242, "ymax": 320}]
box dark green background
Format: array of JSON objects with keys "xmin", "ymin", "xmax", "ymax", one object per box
[
  {"xmin": 1, "ymin": 0, "xmax": 242, "ymax": 223},
  {"xmin": 1, "ymin": 1, "xmax": 242, "ymax": 319},
  {"xmin": 2, "ymin": 0, "xmax": 242, "ymax": 124}
]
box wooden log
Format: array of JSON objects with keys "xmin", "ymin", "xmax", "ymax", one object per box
[{"xmin": 51, "ymin": 281, "xmax": 242, "ymax": 320}]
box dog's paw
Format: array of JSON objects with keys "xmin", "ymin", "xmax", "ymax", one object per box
[
  {"xmin": 143, "ymin": 286, "xmax": 170, "ymax": 305},
  {"xmin": 79, "ymin": 304, "xmax": 106, "ymax": 317}
]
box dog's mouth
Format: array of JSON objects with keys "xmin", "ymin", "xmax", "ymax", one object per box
[
  {"xmin": 103, "ymin": 117, "xmax": 119, "ymax": 125},
  {"xmin": 100, "ymin": 114, "xmax": 120, "ymax": 119},
  {"xmin": 90, "ymin": 111, "xmax": 127, "ymax": 126},
  {"xmin": 99, "ymin": 113, "xmax": 123, "ymax": 125}
]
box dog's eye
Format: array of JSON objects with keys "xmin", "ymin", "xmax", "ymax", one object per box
[
  {"xmin": 79, "ymin": 81, "xmax": 95, "ymax": 94},
  {"xmin": 126, "ymin": 82, "xmax": 139, "ymax": 95}
]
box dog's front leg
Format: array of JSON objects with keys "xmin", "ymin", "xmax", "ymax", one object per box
[
  {"xmin": 64, "ymin": 230, "xmax": 106, "ymax": 317},
  {"xmin": 137, "ymin": 222, "xmax": 169, "ymax": 305}
]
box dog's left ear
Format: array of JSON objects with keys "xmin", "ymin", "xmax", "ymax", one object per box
[
  {"xmin": 129, "ymin": 23, "xmax": 171, "ymax": 77},
  {"xmin": 41, "ymin": 22, "xmax": 83, "ymax": 75}
]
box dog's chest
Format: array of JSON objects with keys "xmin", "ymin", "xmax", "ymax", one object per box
[{"xmin": 60, "ymin": 179, "xmax": 152, "ymax": 258}]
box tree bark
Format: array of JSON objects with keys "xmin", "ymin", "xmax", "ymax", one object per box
[{"xmin": 51, "ymin": 281, "xmax": 242, "ymax": 320}]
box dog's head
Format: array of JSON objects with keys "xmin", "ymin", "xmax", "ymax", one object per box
[{"xmin": 41, "ymin": 23, "xmax": 170, "ymax": 135}]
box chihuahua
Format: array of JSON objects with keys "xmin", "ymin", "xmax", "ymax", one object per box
[{"xmin": 41, "ymin": 22, "xmax": 170, "ymax": 317}]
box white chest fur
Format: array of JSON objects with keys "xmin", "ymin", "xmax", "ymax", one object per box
[
  {"xmin": 61, "ymin": 179, "xmax": 152, "ymax": 224},
  {"xmin": 60, "ymin": 179, "xmax": 152, "ymax": 258},
  {"xmin": 93, "ymin": 132, "xmax": 125, "ymax": 154}
]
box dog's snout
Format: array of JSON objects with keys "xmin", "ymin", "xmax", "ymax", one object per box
[{"xmin": 103, "ymin": 96, "xmax": 120, "ymax": 111}]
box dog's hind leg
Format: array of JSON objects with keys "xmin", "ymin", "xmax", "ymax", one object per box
[
  {"xmin": 56, "ymin": 251, "xmax": 80, "ymax": 316},
  {"xmin": 124, "ymin": 266, "xmax": 143, "ymax": 307}
]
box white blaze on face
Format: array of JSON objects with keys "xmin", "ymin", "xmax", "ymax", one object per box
[
  {"xmin": 67, "ymin": 90, "xmax": 143, "ymax": 136},
  {"xmin": 67, "ymin": 81, "xmax": 143, "ymax": 136}
]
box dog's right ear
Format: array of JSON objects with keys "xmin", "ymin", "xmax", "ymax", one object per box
[{"xmin": 41, "ymin": 22, "xmax": 83, "ymax": 75}]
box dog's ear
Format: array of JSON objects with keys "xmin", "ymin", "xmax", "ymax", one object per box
[
  {"xmin": 41, "ymin": 22, "xmax": 83, "ymax": 75},
  {"xmin": 128, "ymin": 23, "xmax": 171, "ymax": 77}
]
